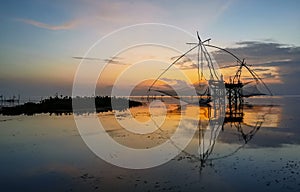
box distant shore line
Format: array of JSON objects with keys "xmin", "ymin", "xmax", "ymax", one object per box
[{"xmin": 0, "ymin": 95, "xmax": 142, "ymax": 116}]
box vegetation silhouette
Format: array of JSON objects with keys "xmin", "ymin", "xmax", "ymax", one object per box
[{"xmin": 0, "ymin": 95, "xmax": 142, "ymax": 116}]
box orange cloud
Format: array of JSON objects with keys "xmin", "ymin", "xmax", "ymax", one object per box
[{"xmin": 16, "ymin": 18, "xmax": 79, "ymax": 30}]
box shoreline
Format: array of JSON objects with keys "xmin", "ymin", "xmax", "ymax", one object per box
[{"xmin": 0, "ymin": 96, "xmax": 142, "ymax": 116}]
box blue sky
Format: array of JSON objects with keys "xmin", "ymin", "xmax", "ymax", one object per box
[{"xmin": 0, "ymin": 0, "xmax": 300, "ymax": 97}]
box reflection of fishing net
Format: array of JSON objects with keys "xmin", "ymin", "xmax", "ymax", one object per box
[{"xmin": 198, "ymin": 103, "xmax": 275, "ymax": 167}]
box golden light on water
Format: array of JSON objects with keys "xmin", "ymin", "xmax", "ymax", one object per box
[{"xmin": 242, "ymin": 105, "xmax": 282, "ymax": 128}]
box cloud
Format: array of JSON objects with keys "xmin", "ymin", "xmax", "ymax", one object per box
[
  {"xmin": 212, "ymin": 41, "xmax": 300, "ymax": 94},
  {"xmin": 103, "ymin": 59, "xmax": 128, "ymax": 65},
  {"xmin": 68, "ymin": 0, "xmax": 166, "ymax": 30},
  {"xmin": 16, "ymin": 18, "xmax": 79, "ymax": 30},
  {"xmin": 173, "ymin": 57, "xmax": 198, "ymax": 70},
  {"xmin": 13, "ymin": 0, "xmax": 234, "ymax": 34},
  {"xmin": 167, "ymin": 41, "xmax": 300, "ymax": 94},
  {"xmin": 15, "ymin": 0, "xmax": 232, "ymax": 33},
  {"xmin": 213, "ymin": 41, "xmax": 300, "ymax": 65},
  {"xmin": 72, "ymin": 56, "xmax": 128, "ymax": 65},
  {"xmin": 253, "ymin": 68, "xmax": 273, "ymax": 72},
  {"xmin": 160, "ymin": 78, "xmax": 192, "ymax": 89},
  {"xmin": 72, "ymin": 56, "xmax": 101, "ymax": 61}
]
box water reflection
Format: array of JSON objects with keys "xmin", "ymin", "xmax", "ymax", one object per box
[
  {"xmin": 197, "ymin": 100, "xmax": 280, "ymax": 170},
  {"xmin": 125, "ymin": 96, "xmax": 280, "ymax": 172},
  {"xmin": 205, "ymin": 102, "xmax": 280, "ymax": 163},
  {"xmin": 1, "ymin": 97, "xmax": 300, "ymax": 192}
]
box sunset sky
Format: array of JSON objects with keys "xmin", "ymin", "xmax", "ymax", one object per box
[{"xmin": 0, "ymin": 0, "xmax": 300, "ymax": 98}]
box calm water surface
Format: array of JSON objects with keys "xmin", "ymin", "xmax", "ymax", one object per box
[{"xmin": 0, "ymin": 96, "xmax": 299, "ymax": 192}]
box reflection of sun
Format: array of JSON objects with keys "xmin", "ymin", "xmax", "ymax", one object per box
[
  {"xmin": 199, "ymin": 107, "xmax": 210, "ymax": 120},
  {"xmin": 129, "ymin": 105, "xmax": 150, "ymax": 123},
  {"xmin": 243, "ymin": 105, "xmax": 281, "ymax": 128}
]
